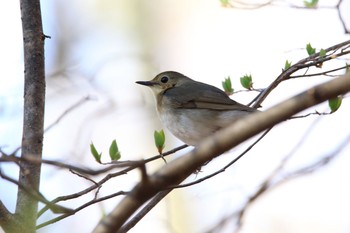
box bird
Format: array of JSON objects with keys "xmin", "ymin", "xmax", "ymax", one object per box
[{"xmin": 136, "ymin": 71, "xmax": 258, "ymax": 146}]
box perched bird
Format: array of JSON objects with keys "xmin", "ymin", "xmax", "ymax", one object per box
[{"xmin": 136, "ymin": 71, "xmax": 257, "ymax": 146}]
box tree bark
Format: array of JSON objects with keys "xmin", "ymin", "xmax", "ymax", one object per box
[{"xmin": 12, "ymin": 0, "xmax": 46, "ymax": 232}]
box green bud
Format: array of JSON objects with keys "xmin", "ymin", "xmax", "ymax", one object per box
[
  {"xmin": 90, "ymin": 142, "xmax": 102, "ymax": 163},
  {"xmin": 240, "ymin": 74, "xmax": 253, "ymax": 90},
  {"xmin": 109, "ymin": 139, "xmax": 121, "ymax": 161},
  {"xmin": 319, "ymin": 49, "xmax": 326, "ymax": 57},
  {"xmin": 306, "ymin": 43, "xmax": 316, "ymax": 55},
  {"xmin": 222, "ymin": 76, "xmax": 234, "ymax": 95},
  {"xmin": 154, "ymin": 130, "xmax": 165, "ymax": 154},
  {"xmin": 304, "ymin": 0, "xmax": 318, "ymax": 8},
  {"xmin": 284, "ymin": 60, "xmax": 292, "ymax": 70},
  {"xmin": 328, "ymin": 96, "xmax": 342, "ymax": 113}
]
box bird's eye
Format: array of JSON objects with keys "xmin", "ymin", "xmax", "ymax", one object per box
[{"xmin": 160, "ymin": 76, "xmax": 169, "ymax": 83}]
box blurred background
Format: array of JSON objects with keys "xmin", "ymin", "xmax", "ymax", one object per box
[{"xmin": 0, "ymin": 0, "xmax": 350, "ymax": 232}]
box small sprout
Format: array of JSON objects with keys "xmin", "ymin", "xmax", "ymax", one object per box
[
  {"xmin": 304, "ymin": 0, "xmax": 318, "ymax": 8},
  {"xmin": 306, "ymin": 43, "xmax": 316, "ymax": 55},
  {"xmin": 154, "ymin": 130, "xmax": 165, "ymax": 154},
  {"xmin": 240, "ymin": 74, "xmax": 253, "ymax": 90},
  {"xmin": 316, "ymin": 49, "xmax": 326, "ymax": 68},
  {"xmin": 109, "ymin": 139, "xmax": 121, "ymax": 161},
  {"xmin": 284, "ymin": 60, "xmax": 292, "ymax": 70},
  {"xmin": 90, "ymin": 142, "xmax": 102, "ymax": 163},
  {"xmin": 220, "ymin": 0, "xmax": 232, "ymax": 7},
  {"xmin": 319, "ymin": 49, "xmax": 326, "ymax": 57},
  {"xmin": 222, "ymin": 76, "xmax": 234, "ymax": 95},
  {"xmin": 328, "ymin": 96, "xmax": 342, "ymax": 113}
]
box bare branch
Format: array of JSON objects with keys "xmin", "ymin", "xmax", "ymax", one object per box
[
  {"xmin": 119, "ymin": 128, "xmax": 272, "ymax": 232},
  {"xmin": 0, "ymin": 169, "xmax": 73, "ymax": 215},
  {"xmin": 2, "ymin": 143, "xmax": 189, "ymax": 225},
  {"xmin": 0, "ymin": 144, "xmax": 188, "ymax": 177},
  {"xmin": 45, "ymin": 95, "xmax": 93, "ymax": 132},
  {"xmin": 290, "ymin": 65, "xmax": 350, "ymax": 78},
  {"xmin": 234, "ymin": 131, "xmax": 350, "ymax": 233},
  {"xmin": 224, "ymin": 0, "xmax": 349, "ymax": 34},
  {"xmin": 173, "ymin": 128, "xmax": 272, "ymax": 189},
  {"xmin": 253, "ymin": 39, "xmax": 350, "ymax": 108},
  {"xmin": 206, "ymin": 114, "xmax": 350, "ymax": 232},
  {"xmin": 36, "ymin": 190, "xmax": 128, "ymax": 229},
  {"xmin": 118, "ymin": 190, "xmax": 172, "ymax": 233},
  {"xmin": 336, "ymin": 0, "xmax": 349, "ymax": 34}
]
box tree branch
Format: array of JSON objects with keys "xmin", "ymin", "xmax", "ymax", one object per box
[
  {"xmin": 118, "ymin": 127, "xmax": 271, "ymax": 232},
  {"xmin": 0, "ymin": 200, "xmax": 18, "ymax": 233},
  {"xmin": 92, "ymin": 73, "xmax": 350, "ymax": 233},
  {"xmin": 13, "ymin": 0, "xmax": 46, "ymax": 232},
  {"xmin": 253, "ymin": 39, "xmax": 350, "ymax": 108},
  {"xmin": 44, "ymin": 95, "xmax": 93, "ymax": 132}
]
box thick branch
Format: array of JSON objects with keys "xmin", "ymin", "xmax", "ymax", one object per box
[
  {"xmin": 92, "ymin": 74, "xmax": 350, "ymax": 233},
  {"xmin": 12, "ymin": 0, "xmax": 46, "ymax": 232},
  {"xmin": 0, "ymin": 201, "xmax": 19, "ymax": 233}
]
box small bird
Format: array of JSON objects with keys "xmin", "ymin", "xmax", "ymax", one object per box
[{"xmin": 136, "ymin": 71, "xmax": 257, "ymax": 146}]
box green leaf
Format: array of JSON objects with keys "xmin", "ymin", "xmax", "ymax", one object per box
[
  {"xmin": 319, "ymin": 49, "xmax": 326, "ymax": 57},
  {"xmin": 222, "ymin": 76, "xmax": 234, "ymax": 95},
  {"xmin": 306, "ymin": 43, "xmax": 316, "ymax": 55},
  {"xmin": 109, "ymin": 139, "xmax": 121, "ymax": 161},
  {"xmin": 328, "ymin": 96, "xmax": 342, "ymax": 113},
  {"xmin": 284, "ymin": 60, "xmax": 292, "ymax": 70},
  {"xmin": 90, "ymin": 142, "xmax": 102, "ymax": 163},
  {"xmin": 154, "ymin": 130, "xmax": 165, "ymax": 154},
  {"xmin": 304, "ymin": 0, "xmax": 318, "ymax": 8},
  {"xmin": 240, "ymin": 74, "xmax": 253, "ymax": 90}
]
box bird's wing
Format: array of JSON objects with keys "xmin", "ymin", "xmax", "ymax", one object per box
[{"xmin": 164, "ymin": 81, "xmax": 257, "ymax": 112}]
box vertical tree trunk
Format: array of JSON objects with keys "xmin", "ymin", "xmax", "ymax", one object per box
[{"xmin": 15, "ymin": 0, "xmax": 46, "ymax": 232}]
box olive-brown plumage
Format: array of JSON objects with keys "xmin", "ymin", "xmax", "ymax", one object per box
[{"xmin": 136, "ymin": 71, "xmax": 257, "ymax": 146}]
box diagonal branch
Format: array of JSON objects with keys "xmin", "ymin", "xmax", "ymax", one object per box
[
  {"xmin": 119, "ymin": 128, "xmax": 272, "ymax": 232},
  {"xmin": 44, "ymin": 95, "xmax": 93, "ymax": 132},
  {"xmin": 92, "ymin": 73, "xmax": 350, "ymax": 233},
  {"xmin": 253, "ymin": 39, "xmax": 350, "ymax": 108}
]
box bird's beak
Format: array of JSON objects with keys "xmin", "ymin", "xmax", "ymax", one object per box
[{"xmin": 136, "ymin": 81, "xmax": 157, "ymax": 87}]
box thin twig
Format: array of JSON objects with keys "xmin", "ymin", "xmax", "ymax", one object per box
[
  {"xmin": 118, "ymin": 128, "xmax": 272, "ymax": 232},
  {"xmin": 290, "ymin": 65, "xmax": 349, "ymax": 78},
  {"xmin": 35, "ymin": 145, "xmax": 188, "ymax": 218},
  {"xmin": 0, "ymin": 169, "xmax": 73, "ymax": 215},
  {"xmin": 118, "ymin": 190, "xmax": 172, "ymax": 233},
  {"xmin": 44, "ymin": 95, "xmax": 93, "ymax": 132},
  {"xmin": 36, "ymin": 191, "xmax": 129, "ymax": 229},
  {"xmin": 0, "ymin": 144, "xmax": 188, "ymax": 176},
  {"xmin": 172, "ymin": 128, "xmax": 272, "ymax": 189},
  {"xmin": 252, "ymin": 39, "xmax": 350, "ymax": 108}
]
